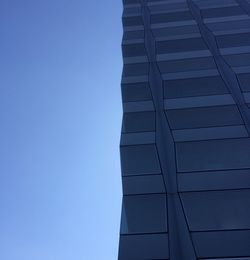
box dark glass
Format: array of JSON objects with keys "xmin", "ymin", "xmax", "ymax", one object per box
[
  {"xmin": 176, "ymin": 138, "xmax": 250, "ymax": 172},
  {"xmin": 122, "ymin": 82, "xmax": 152, "ymax": 102},
  {"xmin": 158, "ymin": 57, "xmax": 216, "ymax": 74},
  {"xmin": 164, "ymin": 76, "xmax": 228, "ymax": 98},
  {"xmin": 192, "ymin": 230, "xmax": 250, "ymax": 258},
  {"xmin": 120, "ymin": 144, "xmax": 161, "ymax": 176},
  {"xmin": 166, "ymin": 105, "xmax": 242, "ymax": 129},
  {"xmin": 151, "ymin": 11, "xmax": 192, "ymax": 24},
  {"xmin": 224, "ymin": 53, "xmax": 250, "ymax": 67},
  {"xmin": 119, "ymin": 233, "xmax": 169, "ymax": 260},
  {"xmin": 181, "ymin": 190, "xmax": 250, "ymax": 231},
  {"xmin": 153, "ymin": 25, "xmax": 199, "ymax": 38},
  {"xmin": 122, "ymin": 174, "xmax": 165, "ymax": 195},
  {"xmin": 122, "ymin": 111, "xmax": 155, "ymax": 132},
  {"xmin": 122, "ymin": 43, "xmax": 147, "ymax": 57},
  {"xmin": 208, "ymin": 20, "xmax": 250, "ymax": 32},
  {"xmin": 122, "ymin": 16, "xmax": 143, "ymax": 27},
  {"xmin": 238, "ymin": 73, "xmax": 250, "ymax": 92},
  {"xmin": 121, "ymin": 194, "xmax": 167, "ymax": 234},
  {"xmin": 201, "ymin": 6, "xmax": 244, "ymax": 18},
  {"xmin": 122, "ymin": 63, "xmax": 148, "ymax": 77},
  {"xmin": 156, "ymin": 37, "xmax": 207, "ymax": 54},
  {"xmin": 217, "ymin": 33, "xmax": 250, "ymax": 48},
  {"xmin": 123, "ymin": 30, "xmax": 144, "ymax": 41}
]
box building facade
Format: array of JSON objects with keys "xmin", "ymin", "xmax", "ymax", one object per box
[{"xmin": 119, "ymin": 0, "xmax": 250, "ymax": 259}]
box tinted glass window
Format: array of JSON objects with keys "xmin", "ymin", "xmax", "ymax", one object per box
[
  {"xmin": 122, "ymin": 82, "xmax": 152, "ymax": 102},
  {"xmin": 201, "ymin": 6, "xmax": 244, "ymax": 18},
  {"xmin": 121, "ymin": 194, "xmax": 167, "ymax": 234},
  {"xmin": 119, "ymin": 233, "xmax": 169, "ymax": 259},
  {"xmin": 153, "ymin": 25, "xmax": 199, "ymax": 37},
  {"xmin": 123, "ymin": 16, "xmax": 143, "ymax": 27},
  {"xmin": 120, "ymin": 144, "xmax": 161, "ymax": 176},
  {"xmin": 122, "ymin": 43, "xmax": 147, "ymax": 57},
  {"xmin": 166, "ymin": 105, "xmax": 242, "ymax": 129},
  {"xmin": 158, "ymin": 57, "xmax": 215, "ymax": 73},
  {"xmin": 176, "ymin": 138, "xmax": 250, "ymax": 172},
  {"xmin": 149, "ymin": 2, "xmax": 187, "ymax": 13},
  {"xmin": 122, "ymin": 175, "xmax": 165, "ymax": 195},
  {"xmin": 181, "ymin": 190, "xmax": 250, "ymax": 231},
  {"xmin": 122, "ymin": 111, "xmax": 155, "ymax": 132},
  {"xmin": 151, "ymin": 11, "xmax": 192, "ymax": 24},
  {"xmin": 123, "ymin": 30, "xmax": 144, "ymax": 40},
  {"xmin": 123, "ymin": 63, "xmax": 148, "ymax": 77},
  {"xmin": 192, "ymin": 230, "xmax": 250, "ymax": 258},
  {"xmin": 156, "ymin": 37, "xmax": 207, "ymax": 53},
  {"xmin": 164, "ymin": 76, "xmax": 228, "ymax": 98},
  {"xmin": 238, "ymin": 73, "xmax": 250, "ymax": 92},
  {"xmin": 208, "ymin": 20, "xmax": 250, "ymax": 32},
  {"xmin": 123, "ymin": 0, "xmax": 140, "ymax": 4},
  {"xmin": 217, "ymin": 33, "xmax": 250, "ymax": 48},
  {"xmin": 224, "ymin": 53, "xmax": 250, "ymax": 67}
]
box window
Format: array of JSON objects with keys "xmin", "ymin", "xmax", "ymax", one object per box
[
  {"xmin": 224, "ymin": 53, "xmax": 250, "ymax": 68},
  {"xmin": 122, "ymin": 43, "xmax": 147, "ymax": 57},
  {"xmin": 156, "ymin": 37, "xmax": 207, "ymax": 54},
  {"xmin": 164, "ymin": 76, "xmax": 228, "ymax": 99},
  {"xmin": 122, "ymin": 175, "xmax": 165, "ymax": 195},
  {"xmin": 217, "ymin": 33, "xmax": 250, "ymax": 48},
  {"xmin": 238, "ymin": 73, "xmax": 250, "ymax": 92},
  {"xmin": 192, "ymin": 230, "xmax": 250, "ymax": 258},
  {"xmin": 181, "ymin": 190, "xmax": 250, "ymax": 231},
  {"xmin": 151, "ymin": 11, "xmax": 192, "ymax": 24},
  {"xmin": 208, "ymin": 19, "xmax": 250, "ymax": 32},
  {"xmin": 176, "ymin": 138, "xmax": 250, "ymax": 172},
  {"xmin": 201, "ymin": 6, "xmax": 244, "ymax": 18},
  {"xmin": 122, "ymin": 16, "xmax": 143, "ymax": 27},
  {"xmin": 122, "ymin": 111, "xmax": 155, "ymax": 132},
  {"xmin": 152, "ymin": 24, "xmax": 199, "ymax": 38},
  {"xmin": 149, "ymin": 2, "xmax": 187, "ymax": 14},
  {"xmin": 119, "ymin": 233, "xmax": 169, "ymax": 259},
  {"xmin": 120, "ymin": 144, "xmax": 161, "ymax": 176},
  {"xmin": 123, "ymin": 63, "xmax": 148, "ymax": 77},
  {"xmin": 166, "ymin": 105, "xmax": 242, "ymax": 129},
  {"xmin": 121, "ymin": 194, "xmax": 167, "ymax": 234},
  {"xmin": 122, "ymin": 82, "xmax": 152, "ymax": 102},
  {"xmin": 123, "ymin": 30, "xmax": 144, "ymax": 41},
  {"xmin": 158, "ymin": 57, "xmax": 216, "ymax": 74}
]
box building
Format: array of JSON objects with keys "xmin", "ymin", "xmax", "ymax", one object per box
[{"xmin": 119, "ymin": 0, "xmax": 250, "ymax": 259}]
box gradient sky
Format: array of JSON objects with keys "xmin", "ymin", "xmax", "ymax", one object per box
[{"xmin": 0, "ymin": 0, "xmax": 122, "ymax": 259}]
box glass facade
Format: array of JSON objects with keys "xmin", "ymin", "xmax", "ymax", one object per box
[{"xmin": 119, "ymin": 0, "xmax": 250, "ymax": 259}]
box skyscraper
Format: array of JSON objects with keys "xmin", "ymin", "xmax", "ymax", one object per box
[{"xmin": 119, "ymin": 0, "xmax": 250, "ymax": 259}]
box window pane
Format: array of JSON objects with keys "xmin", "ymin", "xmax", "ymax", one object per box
[
  {"xmin": 156, "ymin": 37, "xmax": 207, "ymax": 53},
  {"xmin": 121, "ymin": 194, "xmax": 167, "ymax": 234},
  {"xmin": 122, "ymin": 82, "xmax": 152, "ymax": 102},
  {"xmin": 123, "ymin": 63, "xmax": 148, "ymax": 77},
  {"xmin": 217, "ymin": 33, "xmax": 250, "ymax": 48},
  {"xmin": 122, "ymin": 175, "xmax": 165, "ymax": 195},
  {"xmin": 119, "ymin": 233, "xmax": 169, "ymax": 259},
  {"xmin": 238, "ymin": 73, "xmax": 250, "ymax": 92},
  {"xmin": 176, "ymin": 138, "xmax": 250, "ymax": 172},
  {"xmin": 192, "ymin": 230, "xmax": 250, "ymax": 258},
  {"xmin": 151, "ymin": 11, "xmax": 192, "ymax": 24},
  {"xmin": 120, "ymin": 144, "xmax": 161, "ymax": 176},
  {"xmin": 166, "ymin": 105, "xmax": 242, "ymax": 129},
  {"xmin": 164, "ymin": 76, "xmax": 228, "ymax": 98},
  {"xmin": 122, "ymin": 111, "xmax": 155, "ymax": 132},
  {"xmin": 181, "ymin": 190, "xmax": 250, "ymax": 231},
  {"xmin": 158, "ymin": 57, "xmax": 216, "ymax": 74}
]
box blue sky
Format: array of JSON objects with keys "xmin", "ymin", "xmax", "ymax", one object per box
[{"xmin": 0, "ymin": 0, "xmax": 122, "ymax": 259}]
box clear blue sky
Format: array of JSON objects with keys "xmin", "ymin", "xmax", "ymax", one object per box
[{"xmin": 0, "ymin": 0, "xmax": 122, "ymax": 259}]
